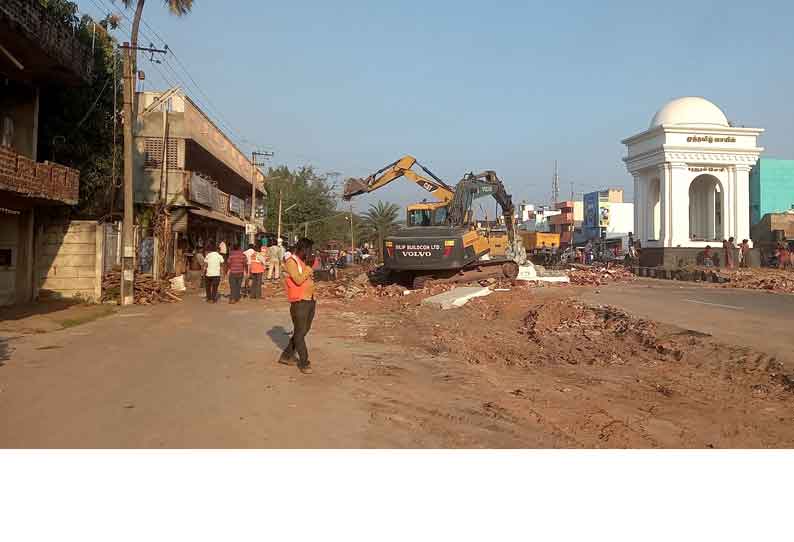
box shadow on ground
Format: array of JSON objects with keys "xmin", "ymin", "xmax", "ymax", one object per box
[
  {"xmin": 266, "ymin": 325, "xmax": 290, "ymax": 350},
  {"xmin": 0, "ymin": 299, "xmax": 81, "ymax": 322}
]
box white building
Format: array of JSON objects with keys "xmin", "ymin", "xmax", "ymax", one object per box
[{"xmin": 623, "ymin": 97, "xmax": 763, "ymax": 259}]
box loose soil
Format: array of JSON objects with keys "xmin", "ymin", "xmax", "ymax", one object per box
[{"xmin": 325, "ymin": 281, "xmax": 794, "ymax": 448}]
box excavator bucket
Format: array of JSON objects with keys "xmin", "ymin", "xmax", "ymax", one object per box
[{"xmin": 342, "ymin": 177, "xmax": 371, "ymax": 200}]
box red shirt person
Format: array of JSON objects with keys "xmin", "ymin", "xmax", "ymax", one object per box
[{"xmin": 226, "ymin": 244, "xmax": 248, "ymax": 304}]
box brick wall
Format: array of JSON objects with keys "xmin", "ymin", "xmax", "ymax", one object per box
[{"xmin": 0, "ymin": 146, "xmax": 79, "ymax": 204}]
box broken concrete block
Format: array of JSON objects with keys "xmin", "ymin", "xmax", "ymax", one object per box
[{"xmin": 422, "ymin": 286, "xmax": 492, "ymax": 310}]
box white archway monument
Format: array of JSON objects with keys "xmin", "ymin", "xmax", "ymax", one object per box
[{"xmin": 623, "ymin": 97, "xmax": 763, "ymax": 249}]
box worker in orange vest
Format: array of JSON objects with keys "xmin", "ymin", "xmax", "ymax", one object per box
[{"xmin": 278, "ymin": 237, "xmax": 316, "ymax": 374}]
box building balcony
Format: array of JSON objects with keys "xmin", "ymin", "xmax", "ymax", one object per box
[
  {"xmin": 0, "ymin": 0, "xmax": 93, "ymax": 84},
  {"xmin": 0, "ymin": 145, "xmax": 79, "ymax": 204},
  {"xmin": 549, "ymin": 212, "xmax": 574, "ymax": 225}
]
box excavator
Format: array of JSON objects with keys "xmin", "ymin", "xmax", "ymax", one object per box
[{"xmin": 343, "ymin": 155, "xmax": 529, "ymax": 287}]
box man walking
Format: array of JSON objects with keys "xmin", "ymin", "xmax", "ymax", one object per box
[
  {"xmin": 267, "ymin": 238, "xmax": 284, "ymax": 281},
  {"xmin": 227, "ymin": 243, "xmax": 247, "ymax": 304},
  {"xmin": 203, "ymin": 242, "xmax": 223, "ymax": 303},
  {"xmin": 248, "ymin": 244, "xmax": 266, "ymax": 299},
  {"xmin": 279, "ymin": 237, "xmax": 316, "ymax": 375}
]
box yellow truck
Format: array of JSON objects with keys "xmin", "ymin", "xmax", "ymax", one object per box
[{"xmin": 519, "ymin": 232, "xmax": 561, "ymax": 251}]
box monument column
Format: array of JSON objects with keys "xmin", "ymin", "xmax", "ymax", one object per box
[
  {"xmin": 657, "ymin": 163, "xmax": 670, "ymax": 245},
  {"xmin": 668, "ymin": 163, "xmax": 688, "ymax": 246},
  {"xmin": 632, "ymin": 173, "xmax": 642, "ymax": 242},
  {"xmin": 734, "ymin": 164, "xmax": 753, "ymax": 247}
]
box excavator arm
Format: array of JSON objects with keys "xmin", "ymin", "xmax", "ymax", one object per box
[
  {"xmin": 448, "ymin": 170, "xmax": 525, "ymax": 264},
  {"xmin": 343, "ymin": 155, "xmax": 455, "ymax": 203}
]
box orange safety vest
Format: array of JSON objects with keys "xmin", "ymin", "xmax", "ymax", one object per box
[
  {"xmin": 250, "ymin": 251, "xmax": 266, "ymax": 274},
  {"xmin": 284, "ymin": 254, "xmax": 311, "ymax": 302}
]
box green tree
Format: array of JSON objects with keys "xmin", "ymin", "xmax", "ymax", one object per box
[
  {"xmin": 37, "ymin": 8, "xmax": 122, "ymax": 217},
  {"xmin": 264, "ymin": 166, "xmax": 344, "ymax": 246},
  {"xmin": 361, "ymin": 201, "xmax": 401, "ymax": 260}
]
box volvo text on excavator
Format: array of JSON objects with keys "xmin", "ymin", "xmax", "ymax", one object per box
[{"xmin": 343, "ymin": 155, "xmax": 531, "ymax": 287}]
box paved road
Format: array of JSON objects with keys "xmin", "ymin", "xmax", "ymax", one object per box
[{"xmin": 581, "ymin": 280, "xmax": 794, "ymax": 365}]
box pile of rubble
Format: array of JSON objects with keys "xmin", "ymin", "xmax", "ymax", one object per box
[
  {"xmin": 567, "ymin": 265, "xmax": 637, "ymax": 286},
  {"xmin": 101, "ymin": 271, "xmax": 182, "ymax": 304},
  {"xmin": 716, "ymin": 268, "xmax": 794, "ymax": 294}
]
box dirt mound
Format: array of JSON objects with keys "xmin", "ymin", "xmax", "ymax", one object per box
[
  {"xmin": 716, "ymin": 268, "xmax": 794, "ymax": 294},
  {"xmin": 567, "ymin": 265, "xmax": 637, "ymax": 286}
]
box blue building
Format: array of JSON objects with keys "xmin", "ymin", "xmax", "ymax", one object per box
[{"xmin": 749, "ymin": 158, "xmax": 794, "ymax": 225}]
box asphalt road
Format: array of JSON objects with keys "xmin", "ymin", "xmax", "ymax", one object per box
[{"xmin": 581, "ymin": 280, "xmax": 794, "ymax": 366}]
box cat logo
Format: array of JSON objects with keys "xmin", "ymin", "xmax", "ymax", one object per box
[{"xmin": 419, "ymin": 181, "xmax": 438, "ymax": 192}]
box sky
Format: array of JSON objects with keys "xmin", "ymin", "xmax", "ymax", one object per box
[{"xmin": 77, "ymin": 0, "xmax": 794, "ymax": 213}]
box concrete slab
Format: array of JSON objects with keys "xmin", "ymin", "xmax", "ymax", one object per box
[{"xmin": 422, "ymin": 286, "xmax": 493, "ymax": 310}]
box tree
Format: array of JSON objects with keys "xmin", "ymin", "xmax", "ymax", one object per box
[
  {"xmin": 360, "ymin": 201, "xmax": 401, "ymax": 260},
  {"xmin": 37, "ymin": 5, "xmax": 122, "ymax": 217}
]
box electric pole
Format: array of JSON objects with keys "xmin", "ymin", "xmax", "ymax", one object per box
[
  {"xmin": 120, "ymin": 42, "xmax": 166, "ymax": 306},
  {"xmin": 277, "ymin": 190, "xmax": 283, "ymax": 240},
  {"xmin": 250, "ymin": 151, "xmax": 272, "ymax": 244},
  {"xmin": 350, "ymin": 200, "xmax": 355, "ymax": 254}
]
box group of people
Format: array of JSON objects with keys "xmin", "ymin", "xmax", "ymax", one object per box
[
  {"xmin": 773, "ymin": 242, "xmax": 794, "ymax": 269},
  {"xmin": 702, "ymin": 237, "xmax": 751, "ymax": 268},
  {"xmin": 195, "ymin": 238, "xmax": 290, "ymax": 303},
  {"xmin": 196, "ymin": 236, "xmax": 319, "ymax": 374}
]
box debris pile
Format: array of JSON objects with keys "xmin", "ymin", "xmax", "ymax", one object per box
[
  {"xmin": 567, "ymin": 265, "xmax": 636, "ymax": 286},
  {"xmin": 101, "ymin": 271, "xmax": 183, "ymax": 304},
  {"xmin": 716, "ymin": 268, "xmax": 794, "ymax": 294}
]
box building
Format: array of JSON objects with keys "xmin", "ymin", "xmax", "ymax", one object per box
[
  {"xmin": 749, "ymin": 158, "xmax": 794, "ymax": 225},
  {"xmin": 582, "ymin": 189, "xmax": 634, "ymax": 247},
  {"xmin": 547, "ymin": 200, "xmax": 583, "ymax": 247},
  {"xmin": 623, "ymin": 96, "xmax": 763, "ymax": 267},
  {"xmin": 133, "ymin": 88, "xmax": 267, "ymax": 274},
  {"xmin": 519, "ymin": 204, "xmax": 560, "ymax": 232},
  {"xmin": 1, "ymin": 0, "xmax": 94, "ymax": 305}
]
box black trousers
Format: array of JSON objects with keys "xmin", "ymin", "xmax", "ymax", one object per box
[
  {"xmin": 282, "ymin": 300, "xmax": 316, "ymax": 367},
  {"xmin": 249, "ymin": 272, "xmax": 263, "ymax": 298},
  {"xmin": 205, "ymin": 276, "xmax": 220, "ymax": 302},
  {"xmin": 229, "ymin": 273, "xmax": 244, "ymax": 301}
]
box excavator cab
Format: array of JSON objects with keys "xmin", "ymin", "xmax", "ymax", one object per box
[{"xmin": 407, "ymin": 201, "xmax": 448, "ymax": 227}]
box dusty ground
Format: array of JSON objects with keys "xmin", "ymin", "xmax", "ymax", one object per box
[{"xmin": 1, "ymin": 269, "xmax": 793, "ymax": 448}]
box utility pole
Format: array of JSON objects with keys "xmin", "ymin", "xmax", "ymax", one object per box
[
  {"xmin": 277, "ymin": 190, "xmax": 283, "ymax": 240},
  {"xmin": 250, "ymin": 151, "xmax": 272, "ymax": 244},
  {"xmin": 120, "ymin": 42, "xmax": 166, "ymax": 306},
  {"xmin": 349, "ymin": 200, "xmax": 355, "ymax": 254}
]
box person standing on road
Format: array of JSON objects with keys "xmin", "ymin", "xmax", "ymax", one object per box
[
  {"xmin": 739, "ymin": 239, "xmax": 750, "ymax": 268},
  {"xmin": 227, "ymin": 243, "xmax": 247, "ymax": 304},
  {"xmin": 279, "ymin": 237, "xmax": 316, "ymax": 375},
  {"xmin": 724, "ymin": 237, "xmax": 736, "ymax": 269},
  {"xmin": 248, "ymin": 244, "xmax": 266, "ymax": 299},
  {"xmin": 267, "ymin": 238, "xmax": 284, "ymax": 281},
  {"xmin": 203, "ymin": 242, "xmax": 223, "ymax": 303}
]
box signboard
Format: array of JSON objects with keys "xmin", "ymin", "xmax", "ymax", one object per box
[
  {"xmin": 599, "ymin": 205, "xmax": 610, "ymax": 227},
  {"xmin": 584, "ymin": 191, "xmax": 599, "ymax": 229},
  {"xmin": 245, "ymin": 223, "xmax": 256, "ymax": 234},
  {"xmin": 189, "ymin": 174, "xmax": 212, "ymax": 207},
  {"xmin": 229, "ymin": 195, "xmax": 244, "ymax": 216}
]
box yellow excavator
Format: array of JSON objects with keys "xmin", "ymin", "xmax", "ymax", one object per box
[{"xmin": 343, "ymin": 155, "xmax": 529, "ymax": 287}]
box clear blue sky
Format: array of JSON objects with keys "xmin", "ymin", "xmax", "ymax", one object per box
[{"xmin": 79, "ymin": 0, "xmax": 794, "ymax": 212}]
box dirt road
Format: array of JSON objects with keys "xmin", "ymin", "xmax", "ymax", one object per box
[{"xmin": 1, "ymin": 280, "xmax": 792, "ymax": 448}]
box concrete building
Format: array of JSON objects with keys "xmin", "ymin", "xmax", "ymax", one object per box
[
  {"xmin": 547, "ymin": 200, "xmax": 583, "ymax": 247},
  {"xmin": 750, "ymin": 158, "xmax": 794, "ymax": 225},
  {"xmin": 623, "ymin": 96, "xmax": 763, "ymax": 266},
  {"xmin": 582, "ymin": 189, "xmax": 634, "ymax": 246},
  {"xmin": 1, "ymin": 0, "xmax": 94, "ymax": 305},
  {"xmin": 519, "ymin": 204, "xmax": 560, "ymax": 232},
  {"xmin": 133, "ymin": 88, "xmax": 267, "ymax": 274}
]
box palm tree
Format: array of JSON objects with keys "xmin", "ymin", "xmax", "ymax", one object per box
[
  {"xmin": 122, "ymin": 1, "xmax": 194, "ymax": 81},
  {"xmin": 361, "ymin": 201, "xmax": 401, "ymax": 261}
]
